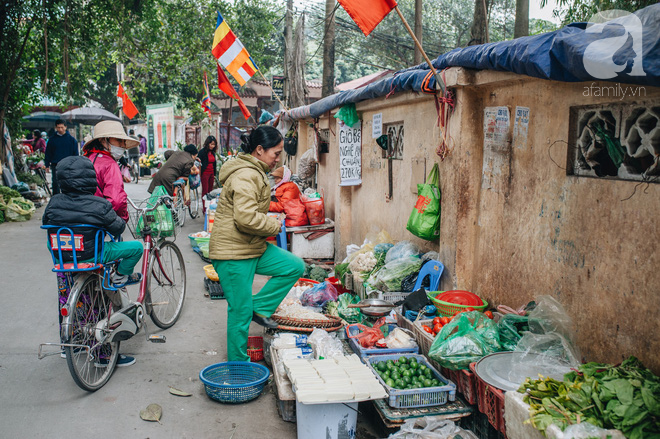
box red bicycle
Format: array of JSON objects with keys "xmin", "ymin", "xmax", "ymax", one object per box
[{"xmin": 39, "ymin": 194, "xmax": 186, "ymax": 391}]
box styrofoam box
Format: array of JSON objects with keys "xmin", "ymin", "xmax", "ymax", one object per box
[{"xmin": 291, "ymin": 232, "xmax": 335, "ymax": 259}]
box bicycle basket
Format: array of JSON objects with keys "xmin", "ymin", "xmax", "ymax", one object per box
[{"xmin": 127, "ymin": 197, "xmax": 177, "ymax": 240}]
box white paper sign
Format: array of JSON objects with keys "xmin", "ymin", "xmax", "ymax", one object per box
[
  {"xmin": 372, "ymin": 113, "xmax": 382, "ymax": 138},
  {"xmin": 339, "ymin": 122, "xmax": 362, "ymax": 186}
]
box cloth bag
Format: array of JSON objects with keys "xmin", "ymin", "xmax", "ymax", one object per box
[{"xmin": 406, "ymin": 163, "xmax": 441, "ymax": 241}]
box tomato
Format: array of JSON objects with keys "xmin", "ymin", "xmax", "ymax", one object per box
[
  {"xmin": 484, "ymin": 310, "xmax": 494, "ymax": 319},
  {"xmin": 433, "ymin": 323, "xmax": 442, "ymax": 334},
  {"xmin": 432, "ymin": 317, "xmax": 441, "ymax": 325},
  {"xmin": 440, "ymin": 317, "xmax": 450, "ymax": 325},
  {"xmin": 422, "ymin": 325, "xmax": 433, "ymax": 334}
]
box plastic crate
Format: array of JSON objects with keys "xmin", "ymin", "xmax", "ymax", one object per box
[
  {"xmin": 394, "ymin": 310, "xmax": 415, "ymax": 333},
  {"xmin": 204, "ymin": 278, "xmax": 224, "ymax": 299},
  {"xmin": 247, "ymin": 336, "xmax": 264, "ymax": 362},
  {"xmin": 470, "ymin": 362, "xmax": 507, "ymax": 437},
  {"xmin": 366, "ymin": 353, "xmax": 456, "ymax": 409},
  {"xmin": 379, "ymin": 291, "xmax": 412, "ymax": 304},
  {"xmin": 346, "ymin": 323, "xmax": 419, "ymax": 360},
  {"xmin": 276, "ymin": 398, "xmax": 296, "ymax": 423},
  {"xmin": 412, "ymin": 319, "xmax": 436, "ymax": 355}
]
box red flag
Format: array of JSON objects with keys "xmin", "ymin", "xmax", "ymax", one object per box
[
  {"xmin": 217, "ymin": 62, "xmax": 251, "ymax": 120},
  {"xmin": 117, "ymin": 83, "xmax": 139, "ymax": 119},
  {"xmin": 337, "ymin": 0, "xmax": 397, "ymax": 36}
]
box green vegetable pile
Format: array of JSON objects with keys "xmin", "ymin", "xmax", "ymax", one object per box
[
  {"xmin": 373, "ymin": 356, "xmax": 441, "ymax": 390},
  {"xmin": 0, "ymin": 186, "xmax": 21, "ymax": 200},
  {"xmin": 519, "ymin": 356, "xmax": 660, "ymax": 439}
]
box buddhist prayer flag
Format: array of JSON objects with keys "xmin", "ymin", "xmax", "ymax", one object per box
[
  {"xmin": 212, "ymin": 11, "xmax": 258, "ymax": 86},
  {"xmin": 217, "ymin": 62, "xmax": 251, "ymax": 120},
  {"xmin": 337, "ymin": 0, "xmax": 397, "ymax": 36},
  {"xmin": 201, "ymin": 72, "xmax": 212, "ymax": 118},
  {"xmin": 117, "ymin": 83, "xmax": 139, "ymax": 119}
]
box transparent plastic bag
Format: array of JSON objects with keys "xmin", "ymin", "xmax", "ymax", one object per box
[
  {"xmin": 428, "ymin": 311, "xmax": 501, "ymax": 370},
  {"xmin": 527, "ymin": 295, "xmax": 577, "ymax": 344},
  {"xmin": 562, "ymin": 422, "xmax": 626, "ymax": 439},
  {"xmin": 367, "ymin": 255, "xmax": 422, "ymax": 292},
  {"xmin": 385, "ymin": 240, "xmax": 421, "ymax": 264},
  {"xmin": 300, "ymin": 281, "xmax": 339, "ymax": 307},
  {"xmin": 387, "ymin": 417, "xmax": 477, "ymax": 439},
  {"xmin": 308, "ymin": 328, "xmax": 345, "ymax": 359},
  {"xmin": 384, "ymin": 328, "xmax": 417, "ymax": 349}
]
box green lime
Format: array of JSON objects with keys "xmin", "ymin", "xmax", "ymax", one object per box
[
  {"xmin": 409, "ymin": 357, "xmax": 417, "ymax": 364},
  {"xmin": 418, "ymin": 364, "xmax": 427, "ymax": 372},
  {"xmin": 382, "ymin": 370, "xmax": 390, "ymax": 379},
  {"xmin": 424, "ymin": 368, "xmax": 433, "ymax": 377},
  {"xmin": 409, "ymin": 361, "xmax": 419, "ymax": 370},
  {"xmin": 403, "ymin": 375, "xmax": 411, "ymax": 385},
  {"xmin": 378, "ymin": 362, "xmax": 387, "ymax": 371},
  {"xmin": 398, "ymin": 356, "xmax": 408, "ymax": 364},
  {"xmin": 431, "ymin": 379, "xmax": 440, "ymax": 386},
  {"xmin": 402, "ymin": 369, "xmax": 411, "ymax": 377},
  {"xmin": 399, "ymin": 364, "xmax": 409, "ymax": 371},
  {"xmin": 396, "ymin": 379, "xmax": 405, "ymax": 388},
  {"xmin": 391, "ymin": 371, "xmax": 401, "ymax": 381},
  {"xmin": 385, "ymin": 378, "xmax": 395, "ymax": 387},
  {"xmin": 424, "ymin": 379, "xmax": 433, "ymax": 387},
  {"xmin": 386, "ymin": 360, "xmax": 395, "ymax": 369}
]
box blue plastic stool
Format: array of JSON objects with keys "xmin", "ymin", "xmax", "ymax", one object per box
[
  {"xmin": 413, "ymin": 260, "xmax": 444, "ymax": 291},
  {"xmin": 276, "ymin": 223, "xmax": 288, "ymax": 250}
]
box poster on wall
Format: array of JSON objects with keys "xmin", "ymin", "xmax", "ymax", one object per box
[
  {"xmin": 146, "ymin": 103, "xmax": 175, "ymax": 154},
  {"xmin": 339, "ymin": 121, "xmax": 362, "ymax": 186}
]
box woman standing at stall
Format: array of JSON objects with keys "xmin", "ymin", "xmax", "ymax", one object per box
[
  {"xmin": 209, "ymin": 126, "xmax": 304, "ymax": 362},
  {"xmin": 198, "ymin": 135, "xmax": 218, "ymax": 202}
]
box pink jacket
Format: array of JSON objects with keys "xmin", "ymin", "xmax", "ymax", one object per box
[{"xmin": 87, "ymin": 152, "xmax": 129, "ymax": 221}]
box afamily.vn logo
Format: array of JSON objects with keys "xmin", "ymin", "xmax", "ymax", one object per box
[{"xmin": 583, "ymin": 10, "xmax": 647, "ymax": 80}]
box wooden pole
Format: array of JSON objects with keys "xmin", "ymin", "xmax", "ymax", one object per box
[
  {"xmin": 257, "ymin": 70, "xmax": 288, "ymax": 110},
  {"xmin": 393, "ymin": 6, "xmax": 445, "ymax": 93}
]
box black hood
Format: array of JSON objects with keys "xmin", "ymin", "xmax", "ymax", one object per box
[{"xmin": 56, "ymin": 156, "xmax": 98, "ymax": 195}]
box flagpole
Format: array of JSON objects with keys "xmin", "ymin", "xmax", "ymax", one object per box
[
  {"xmin": 257, "ymin": 70, "xmax": 288, "ymax": 110},
  {"xmin": 393, "ymin": 6, "xmax": 445, "ymax": 94}
]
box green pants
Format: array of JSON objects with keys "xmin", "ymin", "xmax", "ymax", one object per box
[
  {"xmin": 102, "ymin": 241, "xmax": 144, "ymax": 275},
  {"xmin": 212, "ymin": 244, "xmax": 305, "ymax": 362}
]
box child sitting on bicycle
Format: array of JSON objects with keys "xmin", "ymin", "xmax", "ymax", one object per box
[{"xmin": 42, "ymin": 156, "xmax": 144, "ymax": 288}]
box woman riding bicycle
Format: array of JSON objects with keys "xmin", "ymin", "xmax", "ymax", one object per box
[
  {"xmin": 148, "ymin": 144, "xmax": 198, "ymax": 196},
  {"xmin": 42, "ymin": 156, "xmax": 143, "ymax": 367},
  {"xmin": 82, "ymin": 121, "xmax": 137, "ymax": 222}
]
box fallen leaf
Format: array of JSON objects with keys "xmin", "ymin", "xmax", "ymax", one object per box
[
  {"xmin": 140, "ymin": 403, "xmax": 162, "ymax": 423},
  {"xmin": 169, "ymin": 387, "xmax": 192, "ymax": 397}
]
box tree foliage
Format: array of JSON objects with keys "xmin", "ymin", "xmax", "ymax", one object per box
[{"xmin": 542, "ymin": 0, "xmax": 656, "ymax": 25}]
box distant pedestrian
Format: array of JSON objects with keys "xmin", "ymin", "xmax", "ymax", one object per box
[
  {"xmin": 31, "ymin": 130, "xmax": 46, "ymax": 154},
  {"xmin": 198, "ymin": 135, "xmax": 218, "ymax": 198},
  {"xmin": 137, "ymin": 134, "xmax": 147, "ymax": 155},
  {"xmin": 44, "ymin": 119, "xmax": 78, "ymax": 194}
]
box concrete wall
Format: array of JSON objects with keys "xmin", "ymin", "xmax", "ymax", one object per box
[{"xmin": 297, "ymin": 68, "xmax": 660, "ymax": 373}]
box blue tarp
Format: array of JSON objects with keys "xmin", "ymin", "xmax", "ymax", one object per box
[{"xmin": 288, "ymin": 4, "xmax": 659, "ymax": 120}]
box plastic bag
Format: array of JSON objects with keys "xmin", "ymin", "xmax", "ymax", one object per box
[
  {"xmin": 384, "ymin": 328, "xmax": 417, "ymax": 349},
  {"xmin": 406, "ymin": 163, "xmax": 441, "ymax": 241},
  {"xmin": 137, "ymin": 185, "xmax": 175, "ymax": 237},
  {"xmin": 336, "ymin": 293, "xmax": 362, "ymax": 323},
  {"xmin": 385, "ymin": 240, "xmax": 421, "ymax": 264},
  {"xmin": 308, "ymin": 328, "xmax": 344, "ymax": 359},
  {"xmin": 497, "ymin": 314, "xmax": 530, "ymax": 351},
  {"xmin": 272, "ymin": 333, "xmax": 308, "ymax": 349},
  {"xmin": 297, "ymin": 148, "xmax": 317, "ymax": 180},
  {"xmin": 300, "ymin": 281, "xmax": 339, "ymax": 307},
  {"xmin": 300, "ymin": 192, "xmax": 324, "ymax": 225},
  {"xmin": 348, "ymin": 318, "xmax": 387, "ymax": 348},
  {"xmin": 514, "ymin": 331, "xmax": 581, "ymax": 371},
  {"xmin": 5, "ymin": 197, "xmax": 35, "ymax": 221},
  {"xmin": 334, "ymin": 103, "xmax": 359, "ymax": 127},
  {"xmin": 562, "ymin": 423, "xmax": 626, "ymax": 439},
  {"xmin": 368, "ymin": 255, "xmax": 423, "ymax": 292},
  {"xmin": 526, "ymin": 295, "xmax": 577, "ymax": 345},
  {"xmin": 428, "ymin": 311, "xmax": 501, "ymax": 370},
  {"xmin": 387, "ymin": 417, "xmax": 477, "ymax": 439}
]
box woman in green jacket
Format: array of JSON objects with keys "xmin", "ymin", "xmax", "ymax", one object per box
[{"xmin": 209, "ymin": 126, "xmax": 305, "ymax": 362}]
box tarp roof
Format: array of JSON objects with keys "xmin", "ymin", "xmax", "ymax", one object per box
[{"xmin": 286, "ymin": 4, "xmax": 659, "ymax": 121}]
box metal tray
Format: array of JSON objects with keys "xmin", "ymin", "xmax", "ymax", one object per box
[{"xmin": 474, "ymin": 351, "xmax": 572, "ymax": 392}]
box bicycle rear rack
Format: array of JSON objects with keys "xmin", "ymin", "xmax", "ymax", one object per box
[{"xmin": 38, "ymin": 342, "xmax": 90, "ymax": 360}]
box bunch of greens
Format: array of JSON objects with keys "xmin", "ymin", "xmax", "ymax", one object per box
[
  {"xmin": 0, "ymin": 186, "xmax": 21, "ymax": 200},
  {"xmin": 519, "ymin": 356, "xmax": 660, "ymax": 439}
]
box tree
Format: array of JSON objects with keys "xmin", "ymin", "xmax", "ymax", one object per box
[
  {"xmin": 470, "ymin": 0, "xmax": 490, "ymax": 45},
  {"xmin": 514, "ymin": 0, "xmax": 529, "ymax": 38},
  {"xmin": 542, "ymin": 0, "xmax": 656, "ymax": 24}
]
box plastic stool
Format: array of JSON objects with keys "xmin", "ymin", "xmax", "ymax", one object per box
[
  {"xmin": 276, "ymin": 223, "xmax": 288, "ymax": 250},
  {"xmin": 413, "ymin": 260, "xmax": 444, "ymax": 291}
]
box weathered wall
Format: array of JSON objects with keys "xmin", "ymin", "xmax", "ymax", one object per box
[{"xmin": 297, "ymin": 69, "xmax": 660, "ymax": 373}]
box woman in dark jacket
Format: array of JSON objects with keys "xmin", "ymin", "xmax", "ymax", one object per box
[{"xmin": 197, "ymin": 135, "xmax": 218, "ymax": 198}]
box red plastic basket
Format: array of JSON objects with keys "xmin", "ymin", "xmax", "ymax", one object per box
[
  {"xmin": 247, "ymin": 336, "xmax": 264, "ymax": 362},
  {"xmin": 469, "ymin": 362, "xmax": 507, "ymax": 437}
]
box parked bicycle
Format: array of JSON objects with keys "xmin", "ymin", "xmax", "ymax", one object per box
[
  {"xmin": 38, "ymin": 194, "xmax": 186, "ymax": 391},
  {"xmin": 28, "ymin": 162, "xmax": 51, "ymax": 196}
]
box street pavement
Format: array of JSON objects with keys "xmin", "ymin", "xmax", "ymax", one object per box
[{"xmin": 0, "ymin": 180, "xmax": 297, "ymax": 438}]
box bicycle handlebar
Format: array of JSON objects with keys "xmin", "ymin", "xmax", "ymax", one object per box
[{"xmin": 127, "ymin": 195, "xmax": 173, "ymax": 213}]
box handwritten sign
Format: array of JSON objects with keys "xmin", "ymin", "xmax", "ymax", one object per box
[
  {"xmin": 372, "ymin": 113, "xmax": 382, "ymax": 138},
  {"xmin": 339, "ymin": 122, "xmax": 362, "ymax": 186}
]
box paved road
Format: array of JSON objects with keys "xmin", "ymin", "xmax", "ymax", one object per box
[{"xmin": 0, "ymin": 180, "xmax": 297, "ymax": 439}]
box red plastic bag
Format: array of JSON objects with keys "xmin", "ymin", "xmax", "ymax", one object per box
[
  {"xmin": 301, "ymin": 193, "xmax": 325, "ymax": 225},
  {"xmin": 349, "ymin": 318, "xmax": 387, "ymax": 348}
]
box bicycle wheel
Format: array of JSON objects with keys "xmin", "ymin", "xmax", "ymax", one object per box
[
  {"xmin": 172, "ymin": 189, "xmax": 186, "ymax": 227},
  {"xmin": 188, "ymin": 186, "xmax": 200, "ymax": 219},
  {"xmin": 147, "ymin": 242, "xmax": 186, "ymax": 329},
  {"xmin": 64, "ymin": 274, "xmax": 119, "ymax": 391},
  {"xmin": 38, "ymin": 168, "xmax": 51, "ymax": 196}
]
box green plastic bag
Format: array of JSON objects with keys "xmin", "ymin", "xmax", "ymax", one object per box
[
  {"xmin": 406, "ymin": 163, "xmax": 441, "ymax": 241},
  {"xmin": 137, "ymin": 185, "xmax": 175, "ymax": 237},
  {"xmin": 497, "ymin": 314, "xmax": 530, "ymax": 351},
  {"xmin": 428, "ymin": 311, "xmax": 501, "ymax": 370},
  {"xmin": 334, "ymin": 103, "xmax": 359, "ymax": 127}
]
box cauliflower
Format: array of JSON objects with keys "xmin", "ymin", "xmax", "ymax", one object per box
[{"xmin": 349, "ymin": 252, "xmax": 377, "ymax": 275}]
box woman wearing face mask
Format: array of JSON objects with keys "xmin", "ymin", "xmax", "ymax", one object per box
[{"xmin": 82, "ymin": 121, "xmax": 139, "ymax": 221}]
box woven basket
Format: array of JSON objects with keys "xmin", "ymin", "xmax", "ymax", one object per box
[
  {"xmin": 276, "ymin": 323, "xmax": 343, "ymax": 333},
  {"xmin": 247, "ymin": 336, "xmax": 264, "ymax": 362},
  {"xmin": 270, "ymin": 313, "xmax": 342, "ymax": 328}
]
